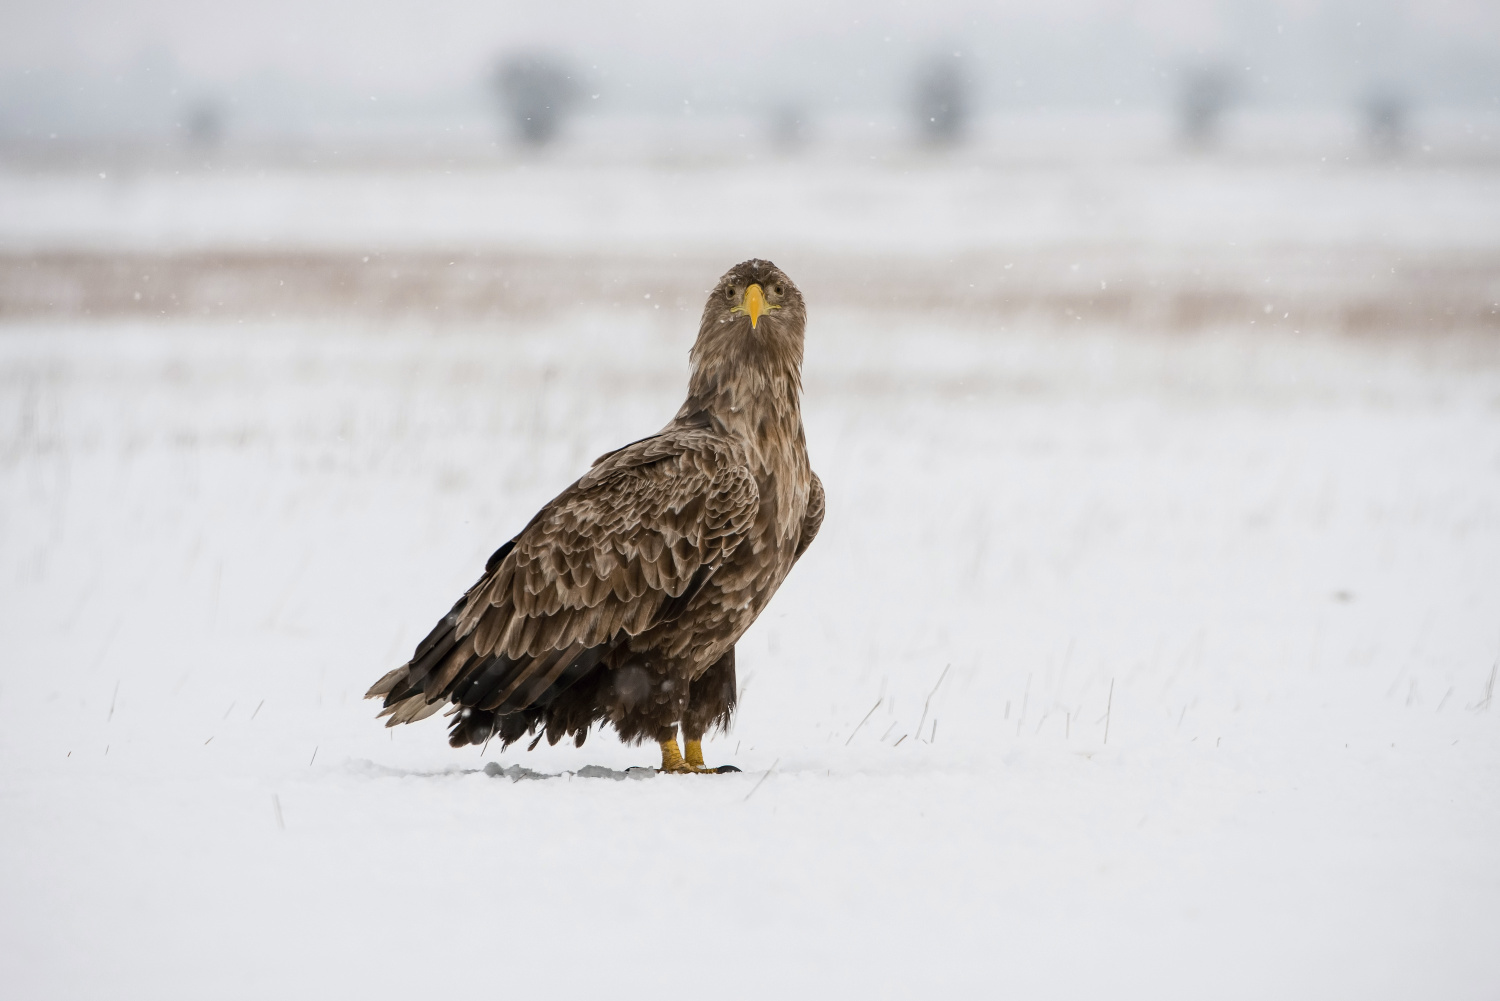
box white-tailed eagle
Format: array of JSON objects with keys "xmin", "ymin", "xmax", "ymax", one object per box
[{"xmin": 367, "ymin": 260, "xmax": 823, "ymax": 773}]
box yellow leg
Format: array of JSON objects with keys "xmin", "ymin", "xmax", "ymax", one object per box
[
  {"xmin": 663, "ymin": 738, "xmax": 740, "ymax": 774},
  {"xmin": 659, "ymin": 737, "xmax": 731, "ymax": 774},
  {"xmin": 659, "ymin": 737, "xmax": 697, "ymax": 773}
]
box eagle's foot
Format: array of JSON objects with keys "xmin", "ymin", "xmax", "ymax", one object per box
[
  {"xmin": 658, "ymin": 738, "xmax": 740, "ymax": 774},
  {"xmin": 658, "ymin": 738, "xmax": 708, "ymax": 773}
]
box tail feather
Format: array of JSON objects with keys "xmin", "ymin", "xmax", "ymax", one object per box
[
  {"xmin": 447, "ymin": 706, "xmax": 538, "ymax": 748},
  {"xmin": 400, "ymin": 624, "xmax": 463, "ymax": 699},
  {"xmin": 380, "ymin": 694, "xmax": 447, "ymax": 726},
  {"xmin": 368, "ymin": 536, "xmax": 623, "ymax": 749},
  {"xmin": 373, "ymin": 542, "xmax": 516, "ymax": 711},
  {"xmin": 365, "ymin": 665, "xmax": 407, "ymax": 700}
]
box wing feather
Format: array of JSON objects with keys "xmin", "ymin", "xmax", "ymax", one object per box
[
  {"xmin": 381, "ymin": 427, "xmax": 758, "ymax": 721},
  {"xmin": 795, "ymin": 472, "xmax": 825, "ymax": 560},
  {"xmin": 425, "ymin": 642, "xmax": 472, "ymax": 699}
]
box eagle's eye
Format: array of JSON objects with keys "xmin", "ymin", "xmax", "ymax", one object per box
[
  {"xmin": 773, "ymin": 284, "xmax": 784, "ymax": 296},
  {"xmin": 725, "ymin": 286, "xmax": 736, "ymax": 300}
]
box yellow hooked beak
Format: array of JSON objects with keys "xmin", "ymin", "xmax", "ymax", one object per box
[{"xmin": 740, "ymin": 283, "xmax": 768, "ymax": 329}]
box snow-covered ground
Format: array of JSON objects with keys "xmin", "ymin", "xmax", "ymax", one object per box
[
  {"xmin": 2, "ymin": 311, "xmax": 1497, "ymax": 999},
  {"xmin": 1, "ymin": 142, "xmax": 1498, "ymax": 998}
]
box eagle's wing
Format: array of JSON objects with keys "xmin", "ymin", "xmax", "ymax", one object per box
[
  {"xmin": 795, "ymin": 471, "xmax": 825, "ymax": 560},
  {"xmin": 367, "ymin": 427, "xmax": 759, "ymax": 721}
]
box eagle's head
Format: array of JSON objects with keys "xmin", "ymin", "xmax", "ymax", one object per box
[
  {"xmin": 688, "ymin": 259, "xmax": 807, "ymax": 405},
  {"xmin": 687, "ymin": 258, "xmax": 810, "ymax": 420},
  {"xmin": 703, "ymin": 259, "xmax": 805, "ymax": 337}
]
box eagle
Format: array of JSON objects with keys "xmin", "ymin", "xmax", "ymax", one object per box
[{"xmin": 366, "ymin": 260, "xmax": 823, "ymax": 773}]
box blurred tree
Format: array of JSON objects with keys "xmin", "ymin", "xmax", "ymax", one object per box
[
  {"xmin": 1178, "ymin": 64, "xmax": 1235, "ymax": 148},
  {"xmin": 183, "ymin": 99, "xmax": 224, "ymax": 150},
  {"xmin": 769, "ymin": 103, "xmax": 809, "ymax": 152},
  {"xmin": 913, "ymin": 54, "xmax": 969, "ymax": 145},
  {"xmin": 493, "ymin": 52, "xmax": 579, "ymax": 146},
  {"xmin": 1362, "ymin": 87, "xmax": 1408, "ymax": 156}
]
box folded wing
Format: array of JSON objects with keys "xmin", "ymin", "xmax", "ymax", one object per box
[{"xmin": 366, "ymin": 428, "xmax": 759, "ymax": 728}]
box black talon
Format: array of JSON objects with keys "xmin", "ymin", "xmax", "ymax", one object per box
[{"xmin": 713, "ymin": 765, "xmax": 742, "ymax": 773}]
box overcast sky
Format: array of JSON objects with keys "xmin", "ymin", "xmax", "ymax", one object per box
[{"xmin": 1, "ymin": 0, "xmax": 1496, "ymax": 136}]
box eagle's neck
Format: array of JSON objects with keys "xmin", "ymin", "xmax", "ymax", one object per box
[
  {"xmin": 680, "ymin": 321, "xmax": 805, "ymax": 450},
  {"xmin": 678, "ymin": 320, "xmax": 809, "ymax": 543}
]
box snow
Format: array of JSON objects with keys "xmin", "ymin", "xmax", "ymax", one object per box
[{"xmin": 1, "ymin": 145, "xmax": 1498, "ymax": 998}]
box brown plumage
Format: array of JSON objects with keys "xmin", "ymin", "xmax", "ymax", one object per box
[{"xmin": 366, "ymin": 259, "xmax": 823, "ymax": 771}]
